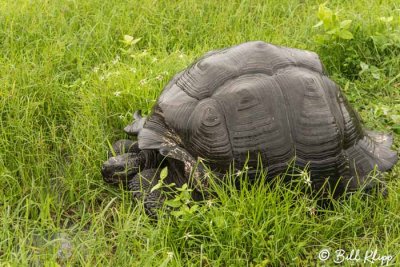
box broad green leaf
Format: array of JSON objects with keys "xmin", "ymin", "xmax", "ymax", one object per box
[
  {"xmin": 313, "ymin": 21, "xmax": 323, "ymax": 28},
  {"xmin": 317, "ymin": 4, "xmax": 333, "ymax": 22},
  {"xmin": 370, "ymin": 66, "xmax": 381, "ymax": 80},
  {"xmin": 171, "ymin": 210, "xmax": 185, "ymax": 217},
  {"xmin": 372, "ymin": 71, "xmax": 381, "ymax": 80},
  {"xmin": 165, "ymin": 199, "xmax": 182, "ymax": 208},
  {"xmin": 390, "ymin": 114, "xmax": 400, "ymax": 124},
  {"xmin": 131, "ymin": 37, "xmax": 142, "ymax": 45},
  {"xmin": 189, "ymin": 205, "xmax": 199, "ymax": 213},
  {"xmin": 123, "ymin": 34, "xmax": 134, "ymax": 43},
  {"xmin": 214, "ymin": 216, "xmax": 225, "ymax": 228},
  {"xmin": 150, "ymin": 182, "xmax": 162, "ymax": 193},
  {"xmin": 181, "ymin": 190, "xmax": 192, "ymax": 200},
  {"xmin": 182, "ymin": 204, "xmax": 190, "ymax": 212},
  {"xmin": 326, "ymin": 28, "xmax": 338, "ymax": 35},
  {"xmin": 176, "ymin": 183, "xmax": 188, "ymax": 191},
  {"xmin": 160, "ymin": 166, "xmax": 168, "ymax": 180},
  {"xmin": 359, "ymin": 62, "xmax": 369, "ymax": 75},
  {"xmin": 340, "ymin": 20, "xmax": 352, "ymax": 29},
  {"xmin": 122, "ymin": 35, "xmax": 142, "ymax": 46},
  {"xmin": 338, "ymin": 30, "xmax": 353, "ymax": 40},
  {"xmin": 360, "ymin": 62, "xmax": 369, "ymax": 71},
  {"xmin": 380, "ymin": 16, "xmax": 393, "ymax": 23},
  {"xmin": 317, "ymin": 4, "xmax": 334, "ymax": 30}
]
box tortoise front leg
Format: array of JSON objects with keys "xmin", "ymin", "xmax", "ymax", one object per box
[{"xmin": 128, "ymin": 168, "xmax": 166, "ymax": 217}]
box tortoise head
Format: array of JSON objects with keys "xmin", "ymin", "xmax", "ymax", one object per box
[{"xmin": 101, "ymin": 153, "xmax": 140, "ymax": 184}]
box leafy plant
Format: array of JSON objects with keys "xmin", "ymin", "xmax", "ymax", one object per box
[
  {"xmin": 150, "ymin": 167, "xmax": 202, "ymax": 220},
  {"xmin": 313, "ymin": 3, "xmax": 354, "ymax": 43},
  {"xmin": 119, "ymin": 34, "xmax": 143, "ymax": 58},
  {"xmin": 165, "ymin": 183, "xmax": 201, "ymax": 219},
  {"xmin": 311, "ymin": 3, "xmax": 361, "ymax": 79},
  {"xmin": 359, "ymin": 61, "xmax": 382, "ymax": 80},
  {"xmin": 121, "ymin": 35, "xmax": 142, "ymax": 46},
  {"xmin": 312, "ymin": 3, "xmax": 400, "ymax": 80}
]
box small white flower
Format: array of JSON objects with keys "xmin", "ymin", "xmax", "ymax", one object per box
[
  {"xmin": 301, "ymin": 170, "xmax": 312, "ymax": 186},
  {"xmin": 307, "ymin": 206, "xmax": 316, "ymax": 216},
  {"xmin": 167, "ymin": 251, "xmax": 174, "ymax": 259},
  {"xmin": 100, "ymin": 72, "xmax": 112, "ymax": 81},
  {"xmin": 112, "ymin": 55, "xmax": 120, "ymax": 65},
  {"xmin": 184, "ymin": 232, "xmax": 192, "ymax": 240},
  {"xmin": 118, "ymin": 115, "xmax": 124, "ymax": 120},
  {"xmin": 114, "ymin": 91, "xmax": 121, "ymax": 97},
  {"xmin": 179, "ymin": 53, "xmax": 184, "ymax": 59},
  {"xmin": 156, "ymin": 74, "xmax": 163, "ymax": 81},
  {"xmin": 236, "ymin": 170, "xmax": 242, "ymax": 176},
  {"xmin": 206, "ymin": 199, "xmax": 213, "ymax": 207},
  {"xmin": 93, "ymin": 67, "xmax": 99, "ymax": 73},
  {"xmin": 139, "ymin": 79, "xmax": 147, "ymax": 85},
  {"xmin": 152, "ymin": 57, "xmax": 158, "ymax": 63},
  {"xmin": 130, "ymin": 67, "xmax": 137, "ymax": 73}
]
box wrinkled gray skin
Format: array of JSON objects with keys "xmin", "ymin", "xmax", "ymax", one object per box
[
  {"xmin": 102, "ymin": 135, "xmax": 202, "ymax": 217},
  {"xmin": 102, "ymin": 41, "xmax": 398, "ymax": 217},
  {"xmin": 101, "ymin": 111, "xmax": 203, "ymax": 217},
  {"xmin": 101, "ymin": 138, "xmax": 166, "ymax": 216}
]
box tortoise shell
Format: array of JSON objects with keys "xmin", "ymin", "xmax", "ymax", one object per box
[{"xmin": 131, "ymin": 41, "xmax": 397, "ymax": 192}]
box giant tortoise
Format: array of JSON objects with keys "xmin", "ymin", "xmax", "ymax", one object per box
[{"xmin": 101, "ymin": 41, "xmax": 398, "ymax": 215}]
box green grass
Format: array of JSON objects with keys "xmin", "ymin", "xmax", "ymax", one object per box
[{"xmin": 0, "ymin": 0, "xmax": 399, "ymax": 266}]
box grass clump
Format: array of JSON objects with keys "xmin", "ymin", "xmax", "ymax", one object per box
[{"xmin": 0, "ymin": 0, "xmax": 399, "ymax": 266}]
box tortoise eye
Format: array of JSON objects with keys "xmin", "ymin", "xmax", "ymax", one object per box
[{"xmin": 202, "ymin": 107, "xmax": 220, "ymax": 127}]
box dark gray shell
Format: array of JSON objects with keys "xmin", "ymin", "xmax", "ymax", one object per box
[{"xmin": 136, "ymin": 41, "xmax": 398, "ymax": 191}]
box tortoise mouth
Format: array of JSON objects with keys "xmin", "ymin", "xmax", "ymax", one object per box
[
  {"xmin": 101, "ymin": 154, "xmax": 139, "ymax": 183},
  {"xmin": 101, "ymin": 165, "xmax": 138, "ymax": 184}
]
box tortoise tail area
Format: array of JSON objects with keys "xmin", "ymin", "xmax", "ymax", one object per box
[
  {"xmin": 365, "ymin": 130, "xmax": 398, "ymax": 171},
  {"xmin": 343, "ymin": 131, "xmax": 398, "ymax": 190},
  {"xmin": 344, "ymin": 113, "xmax": 398, "ymax": 190},
  {"xmin": 337, "ymin": 92, "xmax": 398, "ymax": 190},
  {"xmin": 348, "ymin": 130, "xmax": 397, "ymax": 171}
]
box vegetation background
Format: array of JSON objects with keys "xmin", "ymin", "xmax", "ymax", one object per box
[{"xmin": 0, "ymin": 0, "xmax": 399, "ymax": 266}]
